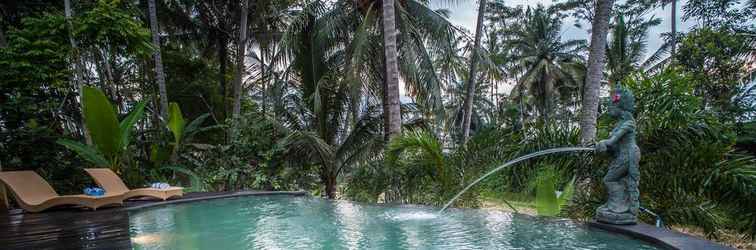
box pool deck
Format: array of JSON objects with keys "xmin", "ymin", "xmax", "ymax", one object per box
[
  {"xmin": 0, "ymin": 190, "xmax": 306, "ymax": 250},
  {"xmin": 588, "ymin": 221, "xmax": 735, "ymax": 250}
]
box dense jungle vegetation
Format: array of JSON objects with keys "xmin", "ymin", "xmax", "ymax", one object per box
[{"xmin": 1, "ymin": 0, "xmax": 755, "ymax": 244}]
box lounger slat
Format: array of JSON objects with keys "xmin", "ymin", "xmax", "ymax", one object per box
[
  {"xmin": 84, "ymin": 168, "xmax": 183, "ymax": 201},
  {"xmin": 0, "ymin": 171, "xmax": 124, "ymax": 212}
]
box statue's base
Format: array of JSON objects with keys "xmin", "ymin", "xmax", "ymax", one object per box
[{"xmin": 595, "ymin": 210, "xmax": 637, "ymax": 225}]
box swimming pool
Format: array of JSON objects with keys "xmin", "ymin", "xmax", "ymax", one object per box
[{"xmin": 128, "ymin": 195, "xmax": 659, "ymax": 249}]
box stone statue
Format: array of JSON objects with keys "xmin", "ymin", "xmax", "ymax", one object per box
[{"xmin": 594, "ymin": 86, "xmax": 640, "ymax": 225}]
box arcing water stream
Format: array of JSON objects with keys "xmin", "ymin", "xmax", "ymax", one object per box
[{"xmin": 439, "ymin": 147, "xmax": 595, "ymax": 213}]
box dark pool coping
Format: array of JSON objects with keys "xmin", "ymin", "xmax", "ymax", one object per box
[
  {"xmin": 587, "ymin": 221, "xmax": 735, "ymax": 250},
  {"xmin": 125, "ymin": 190, "xmax": 308, "ymax": 211}
]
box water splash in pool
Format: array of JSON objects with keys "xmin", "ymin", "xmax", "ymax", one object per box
[
  {"xmin": 388, "ymin": 211, "xmax": 439, "ymax": 221},
  {"xmin": 439, "ymin": 147, "xmax": 594, "ymax": 213}
]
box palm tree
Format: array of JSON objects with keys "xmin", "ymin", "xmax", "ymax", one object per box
[
  {"xmin": 579, "ymin": 0, "xmax": 613, "ymax": 144},
  {"xmin": 273, "ymin": 32, "xmax": 385, "ymax": 198},
  {"xmin": 277, "ymin": 102, "xmax": 384, "ymax": 199},
  {"xmin": 382, "ymin": 0, "xmax": 402, "ymax": 140},
  {"xmin": 232, "ymin": 0, "xmax": 249, "ymax": 120},
  {"xmin": 606, "ymin": 13, "xmax": 659, "ymax": 84},
  {"xmin": 461, "ymin": 0, "xmax": 487, "ymax": 142},
  {"xmin": 668, "ymin": 0, "xmax": 677, "ymax": 57},
  {"xmin": 285, "ymin": 0, "xmax": 456, "ymax": 137},
  {"xmin": 64, "ymin": 0, "xmax": 91, "ymax": 144},
  {"xmin": 445, "ymin": 75, "xmax": 497, "ymax": 142},
  {"xmin": 273, "ymin": 0, "xmax": 456, "ymax": 197},
  {"xmin": 507, "ymin": 6, "xmax": 586, "ymax": 123},
  {"xmin": 640, "ymin": 0, "xmax": 677, "ymax": 68},
  {"xmin": 148, "ymin": 0, "xmax": 169, "ymax": 120}
]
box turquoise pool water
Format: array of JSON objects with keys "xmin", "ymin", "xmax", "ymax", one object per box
[{"xmin": 129, "ymin": 196, "xmax": 659, "ymax": 249}]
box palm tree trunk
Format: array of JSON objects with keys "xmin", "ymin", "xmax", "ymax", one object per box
[
  {"xmin": 0, "ymin": 25, "xmax": 7, "ymax": 48},
  {"xmin": 579, "ymin": 0, "xmax": 613, "ymax": 144},
  {"xmin": 219, "ymin": 33, "xmax": 228, "ymax": 120},
  {"xmin": 670, "ymin": 0, "xmax": 677, "ymax": 58},
  {"xmin": 148, "ymin": 0, "xmax": 169, "ymax": 120},
  {"xmin": 232, "ymin": 0, "xmax": 249, "ymax": 120},
  {"xmin": 382, "ymin": 0, "xmax": 402, "ymax": 140},
  {"xmin": 323, "ymin": 171, "xmax": 337, "ymax": 199},
  {"xmin": 64, "ymin": 0, "xmax": 92, "ymax": 145},
  {"xmin": 461, "ymin": 0, "xmax": 487, "ymax": 142},
  {"xmin": 261, "ymin": 45, "xmax": 267, "ymax": 115}
]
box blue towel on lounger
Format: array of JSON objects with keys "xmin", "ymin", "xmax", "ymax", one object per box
[{"xmin": 84, "ymin": 187, "xmax": 106, "ymax": 196}]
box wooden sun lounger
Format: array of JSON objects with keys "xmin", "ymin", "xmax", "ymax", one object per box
[
  {"xmin": 84, "ymin": 168, "xmax": 183, "ymax": 201},
  {"xmin": 0, "ymin": 171, "xmax": 124, "ymax": 212}
]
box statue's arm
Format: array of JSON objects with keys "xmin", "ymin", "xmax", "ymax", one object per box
[
  {"xmin": 603, "ymin": 126, "xmax": 630, "ymax": 146},
  {"xmin": 596, "ymin": 122, "xmax": 633, "ymax": 152}
]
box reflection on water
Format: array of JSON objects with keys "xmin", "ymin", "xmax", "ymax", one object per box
[
  {"xmin": 131, "ymin": 233, "xmax": 163, "ymax": 246},
  {"xmin": 129, "ymin": 196, "xmax": 658, "ymax": 250}
]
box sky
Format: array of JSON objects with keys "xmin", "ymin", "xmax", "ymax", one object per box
[{"xmin": 428, "ymin": 0, "xmax": 697, "ymax": 60}]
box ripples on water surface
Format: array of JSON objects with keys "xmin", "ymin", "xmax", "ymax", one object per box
[{"xmin": 129, "ymin": 196, "xmax": 658, "ymax": 249}]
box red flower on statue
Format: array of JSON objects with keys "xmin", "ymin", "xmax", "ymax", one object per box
[{"xmin": 612, "ymin": 93, "xmax": 621, "ymax": 103}]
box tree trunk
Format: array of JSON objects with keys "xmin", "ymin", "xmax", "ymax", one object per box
[
  {"xmin": 670, "ymin": 0, "xmax": 677, "ymax": 58},
  {"xmin": 382, "ymin": 0, "xmax": 402, "ymax": 141},
  {"xmin": 232, "ymin": 0, "xmax": 248, "ymax": 120},
  {"xmin": 579, "ymin": 0, "xmax": 613, "ymax": 144},
  {"xmin": 218, "ymin": 33, "xmax": 228, "ymax": 120},
  {"xmin": 461, "ymin": 0, "xmax": 487, "ymax": 142},
  {"xmin": 64, "ymin": 0, "xmax": 92, "ymax": 145},
  {"xmin": 97, "ymin": 49, "xmax": 116, "ymax": 98},
  {"xmin": 0, "ymin": 25, "xmax": 7, "ymax": 48},
  {"xmin": 148, "ymin": 0, "xmax": 169, "ymax": 120},
  {"xmin": 323, "ymin": 172, "xmax": 337, "ymax": 199},
  {"xmin": 261, "ymin": 45, "xmax": 267, "ymax": 115}
]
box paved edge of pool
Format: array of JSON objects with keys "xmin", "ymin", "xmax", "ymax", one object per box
[
  {"xmin": 587, "ymin": 221, "xmax": 735, "ymax": 250},
  {"xmin": 125, "ymin": 190, "xmax": 308, "ymax": 211}
]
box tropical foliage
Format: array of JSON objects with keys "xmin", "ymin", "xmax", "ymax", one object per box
[
  {"xmin": 1, "ymin": 0, "xmax": 754, "ymax": 244},
  {"xmin": 57, "ymin": 87, "xmax": 145, "ymax": 169}
]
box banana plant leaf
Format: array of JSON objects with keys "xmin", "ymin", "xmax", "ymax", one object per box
[
  {"xmin": 167, "ymin": 102, "xmax": 186, "ymax": 146},
  {"xmin": 57, "ymin": 139, "xmax": 110, "ymax": 166},
  {"xmin": 82, "ymin": 86, "xmax": 122, "ymax": 160},
  {"xmin": 119, "ymin": 101, "xmax": 146, "ymax": 150},
  {"xmin": 150, "ymin": 144, "xmax": 172, "ymax": 168}
]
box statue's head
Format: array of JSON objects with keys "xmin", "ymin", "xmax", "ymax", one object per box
[{"xmin": 608, "ymin": 86, "xmax": 635, "ymax": 118}]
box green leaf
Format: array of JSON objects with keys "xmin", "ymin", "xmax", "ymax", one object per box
[
  {"xmin": 56, "ymin": 139, "xmax": 110, "ymax": 166},
  {"xmin": 82, "ymin": 86, "xmax": 122, "ymax": 160},
  {"xmin": 183, "ymin": 113, "xmax": 211, "ymax": 141},
  {"xmin": 536, "ymin": 170, "xmax": 559, "ymax": 216},
  {"xmin": 150, "ymin": 144, "xmax": 171, "ymax": 167},
  {"xmin": 558, "ymin": 176, "xmax": 576, "ymax": 208},
  {"xmin": 119, "ymin": 101, "xmax": 146, "ymax": 150},
  {"xmin": 167, "ymin": 102, "xmax": 186, "ymax": 146}
]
